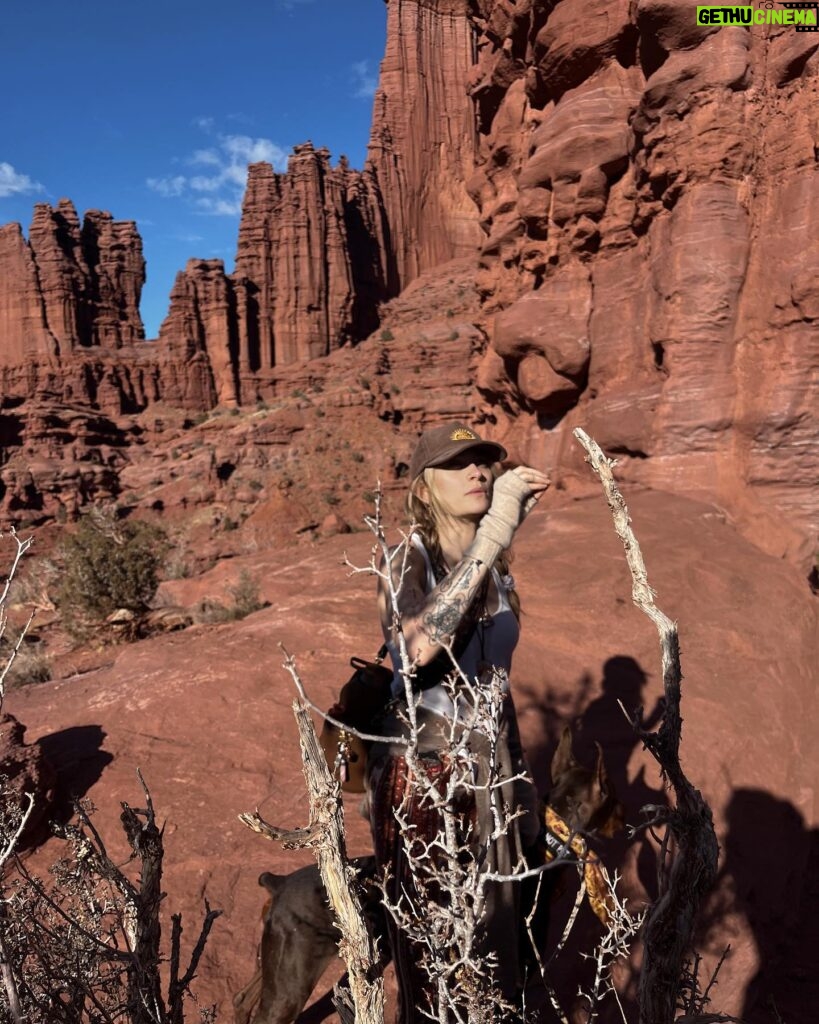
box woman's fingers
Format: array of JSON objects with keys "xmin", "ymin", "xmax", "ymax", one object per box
[
  {"xmin": 509, "ymin": 465, "xmax": 550, "ymax": 493},
  {"xmin": 502, "ymin": 466, "xmax": 549, "ymax": 521}
]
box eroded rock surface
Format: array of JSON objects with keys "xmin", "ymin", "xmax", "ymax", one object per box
[
  {"xmin": 467, "ymin": 4, "xmax": 818, "ymax": 566},
  {"xmin": 8, "ymin": 492, "xmax": 818, "ymax": 1021},
  {"xmin": 1, "ymin": 5, "xmax": 816, "ymax": 573},
  {"xmin": 0, "ymin": 713, "xmax": 56, "ymax": 847}
]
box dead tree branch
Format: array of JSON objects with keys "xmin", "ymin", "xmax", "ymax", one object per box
[
  {"xmin": 2, "ymin": 777, "xmax": 220, "ymax": 1024},
  {"xmin": 573, "ymin": 428, "xmax": 719, "ymax": 1024},
  {"xmin": 0, "ymin": 527, "xmax": 35, "ymax": 709},
  {"xmin": 240, "ymin": 651, "xmax": 385, "ymax": 1024}
]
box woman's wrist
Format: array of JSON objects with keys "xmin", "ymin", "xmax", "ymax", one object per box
[{"xmin": 466, "ymin": 530, "xmax": 503, "ymax": 568}]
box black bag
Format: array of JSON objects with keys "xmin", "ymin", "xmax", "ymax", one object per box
[{"xmin": 319, "ymin": 645, "xmax": 392, "ymax": 793}]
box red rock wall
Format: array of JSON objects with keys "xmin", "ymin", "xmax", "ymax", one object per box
[
  {"xmin": 0, "ymin": 200, "xmax": 145, "ymax": 370},
  {"xmin": 0, "ymin": 222, "xmax": 59, "ymax": 366},
  {"xmin": 232, "ymin": 146, "xmax": 385, "ymax": 372},
  {"xmin": 158, "ymin": 259, "xmax": 232, "ymax": 409},
  {"xmin": 365, "ymin": 0, "xmax": 483, "ymax": 282},
  {"xmin": 466, "ymin": 0, "xmax": 819, "ymax": 562},
  {"xmin": 0, "ymin": 2, "xmax": 816, "ymax": 566}
]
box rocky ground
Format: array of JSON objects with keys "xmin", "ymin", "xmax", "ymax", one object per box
[{"xmin": 4, "ymin": 482, "xmax": 817, "ymax": 1023}]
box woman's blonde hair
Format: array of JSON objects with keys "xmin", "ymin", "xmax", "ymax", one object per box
[{"xmin": 407, "ymin": 468, "xmax": 520, "ymax": 620}]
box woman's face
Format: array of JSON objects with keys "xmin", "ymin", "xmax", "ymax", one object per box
[{"xmin": 419, "ymin": 451, "xmax": 494, "ymax": 521}]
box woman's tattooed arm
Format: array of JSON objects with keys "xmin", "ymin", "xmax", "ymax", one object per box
[
  {"xmin": 420, "ymin": 556, "xmax": 483, "ymax": 646},
  {"xmin": 377, "ymin": 546, "xmax": 488, "ymax": 666}
]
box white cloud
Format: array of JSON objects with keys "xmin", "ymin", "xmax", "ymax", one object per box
[
  {"xmin": 190, "ymin": 148, "xmax": 221, "ymax": 167},
  {"xmin": 194, "ymin": 196, "xmax": 244, "ymax": 216},
  {"xmin": 146, "ymin": 175, "xmax": 187, "ymax": 198},
  {"xmin": 0, "ymin": 161, "xmax": 44, "ymax": 198},
  {"xmin": 146, "ymin": 130, "xmax": 288, "ymax": 216},
  {"xmin": 222, "ymin": 135, "xmax": 287, "ymax": 166},
  {"xmin": 351, "ymin": 60, "xmax": 378, "ymax": 99}
]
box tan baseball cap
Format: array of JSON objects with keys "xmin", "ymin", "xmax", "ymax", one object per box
[{"xmin": 409, "ymin": 423, "xmax": 507, "ymax": 482}]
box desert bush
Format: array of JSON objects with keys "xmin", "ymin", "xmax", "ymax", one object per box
[
  {"xmin": 0, "ymin": 641, "xmax": 51, "ymax": 689},
  {"xmin": 228, "ymin": 570, "xmax": 265, "ymax": 618},
  {"xmin": 0, "ymin": 782, "xmax": 220, "ymax": 1024},
  {"xmin": 195, "ymin": 571, "xmax": 266, "ymax": 624},
  {"xmin": 56, "ymin": 508, "xmax": 167, "ymax": 634}
]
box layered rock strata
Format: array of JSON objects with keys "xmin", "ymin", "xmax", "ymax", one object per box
[
  {"xmin": 157, "ymin": 0, "xmax": 486, "ymax": 388},
  {"xmin": 365, "ymin": 0, "xmax": 483, "ymax": 281},
  {"xmin": 0, "ymin": 199, "xmax": 145, "ymax": 368},
  {"xmin": 466, "ymin": 1, "xmax": 819, "ymax": 562},
  {"xmin": 0, "ymin": 0, "xmax": 817, "ymax": 570}
]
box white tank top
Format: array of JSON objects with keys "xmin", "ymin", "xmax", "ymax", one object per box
[{"xmin": 386, "ymin": 534, "xmax": 520, "ymax": 721}]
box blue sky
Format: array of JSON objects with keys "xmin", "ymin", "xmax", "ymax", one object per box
[{"xmin": 1, "ymin": 0, "xmax": 386, "ymax": 338}]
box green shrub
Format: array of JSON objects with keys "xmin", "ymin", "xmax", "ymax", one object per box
[
  {"xmin": 196, "ymin": 570, "xmax": 265, "ymax": 624},
  {"xmin": 57, "ymin": 510, "xmax": 167, "ymax": 631},
  {"xmin": 229, "ymin": 570, "xmax": 265, "ymax": 618},
  {"xmin": 380, "ymin": 328, "xmax": 394, "ymax": 342},
  {"xmin": 1, "ymin": 642, "xmax": 52, "ymax": 689}
]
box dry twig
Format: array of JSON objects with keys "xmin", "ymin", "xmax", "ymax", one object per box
[{"xmin": 573, "ymin": 428, "xmax": 719, "ymax": 1024}]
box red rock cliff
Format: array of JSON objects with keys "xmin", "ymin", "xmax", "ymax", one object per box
[
  {"xmin": 365, "ymin": 0, "xmax": 483, "ymax": 282},
  {"xmin": 231, "ymin": 145, "xmax": 387, "ymax": 371},
  {"xmin": 466, "ymin": 0, "xmax": 819, "ymax": 562},
  {"xmin": 1, "ymin": 1, "xmax": 817, "ymax": 570},
  {"xmin": 0, "ymin": 200, "xmax": 145, "ymax": 378}
]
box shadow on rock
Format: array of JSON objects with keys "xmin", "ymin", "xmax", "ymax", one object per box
[
  {"xmin": 701, "ymin": 788, "xmax": 819, "ymax": 1024},
  {"xmin": 518, "ymin": 656, "xmax": 670, "ymax": 1022},
  {"xmin": 37, "ymin": 724, "xmax": 113, "ymax": 822},
  {"xmin": 521, "ymin": 656, "xmax": 668, "ymax": 886},
  {"xmin": 295, "ymin": 987, "xmax": 337, "ymax": 1024}
]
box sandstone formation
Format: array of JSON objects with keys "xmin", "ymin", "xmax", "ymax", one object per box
[
  {"xmin": 0, "ymin": 199, "xmax": 145, "ymax": 367},
  {"xmin": 0, "ymin": 712, "xmax": 56, "ymax": 847},
  {"xmin": 8, "ymin": 493, "xmax": 818, "ymax": 1021},
  {"xmin": 465, "ymin": 2, "xmax": 818, "ymax": 566},
  {"xmin": 0, "ymin": 3, "xmax": 817, "ymax": 568},
  {"xmin": 365, "ymin": 0, "xmax": 483, "ymax": 281}
]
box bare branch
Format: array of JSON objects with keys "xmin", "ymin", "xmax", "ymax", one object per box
[
  {"xmin": 573, "ymin": 428, "xmax": 720, "ymax": 1024},
  {"xmin": 237, "ymin": 812, "xmax": 326, "ymax": 850}
]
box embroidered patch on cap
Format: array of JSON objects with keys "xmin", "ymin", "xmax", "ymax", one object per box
[{"xmin": 450, "ymin": 428, "xmax": 477, "ymax": 441}]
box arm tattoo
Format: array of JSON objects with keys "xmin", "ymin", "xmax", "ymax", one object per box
[{"xmin": 420, "ymin": 557, "xmax": 484, "ymax": 646}]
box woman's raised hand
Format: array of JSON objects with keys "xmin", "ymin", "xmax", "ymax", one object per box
[
  {"xmin": 505, "ymin": 465, "xmax": 550, "ymax": 517},
  {"xmin": 467, "ymin": 464, "xmax": 550, "ymax": 563}
]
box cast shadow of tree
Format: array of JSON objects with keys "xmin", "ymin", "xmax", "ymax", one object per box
[
  {"xmin": 517, "ymin": 654, "xmax": 670, "ymax": 1022},
  {"xmin": 699, "ymin": 788, "xmax": 819, "ymax": 1024}
]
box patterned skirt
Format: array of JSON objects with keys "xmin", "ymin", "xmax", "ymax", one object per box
[{"xmin": 366, "ymin": 704, "xmax": 539, "ymax": 1024}]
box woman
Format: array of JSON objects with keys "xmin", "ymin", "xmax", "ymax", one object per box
[{"xmin": 367, "ymin": 422, "xmax": 550, "ymax": 1023}]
